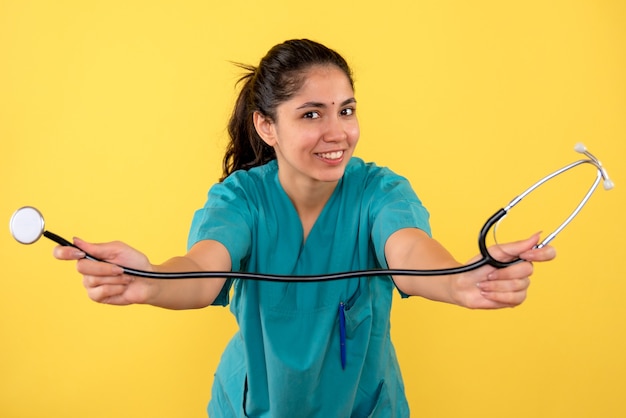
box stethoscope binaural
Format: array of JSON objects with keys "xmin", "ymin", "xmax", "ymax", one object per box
[{"xmin": 9, "ymin": 143, "xmax": 613, "ymax": 282}]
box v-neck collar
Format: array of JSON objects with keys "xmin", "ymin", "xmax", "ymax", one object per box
[{"xmin": 273, "ymin": 170, "xmax": 344, "ymax": 248}]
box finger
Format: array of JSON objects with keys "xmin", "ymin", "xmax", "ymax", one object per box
[
  {"xmin": 489, "ymin": 233, "xmax": 542, "ymax": 261},
  {"xmin": 476, "ymin": 263, "xmax": 532, "ymax": 307},
  {"xmin": 478, "ymin": 276, "xmax": 530, "ymax": 293},
  {"xmin": 519, "ymin": 245, "xmax": 557, "ymax": 262},
  {"xmin": 53, "ymin": 245, "xmax": 86, "ymax": 260},
  {"xmin": 486, "ymin": 260, "xmax": 534, "ymax": 282},
  {"xmin": 479, "ymin": 289, "xmax": 528, "ymax": 307},
  {"xmin": 76, "ymin": 258, "xmax": 124, "ymax": 277},
  {"xmin": 86, "ymin": 284, "xmax": 129, "ymax": 304},
  {"xmin": 83, "ymin": 273, "xmax": 132, "ymax": 289},
  {"xmin": 72, "ymin": 237, "xmax": 123, "ymax": 262}
]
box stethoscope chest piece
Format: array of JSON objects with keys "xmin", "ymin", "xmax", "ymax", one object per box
[{"xmin": 10, "ymin": 206, "xmax": 45, "ymax": 245}]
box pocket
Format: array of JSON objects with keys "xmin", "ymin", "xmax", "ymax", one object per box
[
  {"xmin": 242, "ymin": 375, "xmax": 249, "ymax": 417},
  {"xmin": 366, "ymin": 381, "xmax": 392, "ymax": 418},
  {"xmin": 208, "ymin": 370, "xmax": 249, "ymax": 418},
  {"xmin": 338, "ymin": 279, "xmax": 374, "ymax": 369},
  {"xmin": 343, "ymin": 280, "xmax": 372, "ymax": 338},
  {"xmin": 352, "ymin": 379, "xmax": 393, "ymax": 418}
]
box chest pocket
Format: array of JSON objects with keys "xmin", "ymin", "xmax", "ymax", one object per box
[{"xmin": 343, "ymin": 281, "xmax": 372, "ymax": 338}]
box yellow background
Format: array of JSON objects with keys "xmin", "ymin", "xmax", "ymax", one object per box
[{"xmin": 1, "ymin": 1, "xmax": 625, "ymax": 417}]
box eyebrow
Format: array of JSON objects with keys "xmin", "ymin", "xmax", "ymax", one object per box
[{"xmin": 296, "ymin": 98, "xmax": 357, "ymax": 109}]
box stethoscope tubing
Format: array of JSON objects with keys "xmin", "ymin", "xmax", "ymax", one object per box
[
  {"xmin": 43, "ymin": 228, "xmax": 500, "ymax": 281},
  {"xmin": 27, "ymin": 146, "xmax": 611, "ymax": 282},
  {"xmin": 44, "ymin": 232, "xmax": 494, "ymax": 281}
]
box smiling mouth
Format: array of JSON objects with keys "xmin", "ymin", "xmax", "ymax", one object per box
[{"xmin": 316, "ymin": 150, "xmax": 344, "ymax": 160}]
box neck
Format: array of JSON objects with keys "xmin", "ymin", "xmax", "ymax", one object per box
[
  {"xmin": 278, "ymin": 172, "xmax": 338, "ymax": 240},
  {"xmin": 281, "ymin": 173, "xmax": 337, "ymax": 212}
]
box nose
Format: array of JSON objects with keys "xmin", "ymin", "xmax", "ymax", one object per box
[{"xmin": 322, "ymin": 115, "xmax": 348, "ymax": 142}]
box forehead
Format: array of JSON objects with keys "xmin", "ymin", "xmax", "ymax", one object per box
[{"xmin": 289, "ymin": 65, "xmax": 354, "ymax": 101}]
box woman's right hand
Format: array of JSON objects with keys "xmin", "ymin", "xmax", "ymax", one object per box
[{"xmin": 53, "ymin": 238, "xmax": 155, "ymax": 305}]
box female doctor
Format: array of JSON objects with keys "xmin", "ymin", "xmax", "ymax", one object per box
[{"xmin": 53, "ymin": 39, "xmax": 556, "ymax": 417}]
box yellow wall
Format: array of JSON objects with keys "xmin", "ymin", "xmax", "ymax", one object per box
[{"xmin": 1, "ymin": 1, "xmax": 625, "ymax": 417}]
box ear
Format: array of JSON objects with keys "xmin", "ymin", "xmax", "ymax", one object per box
[{"xmin": 253, "ymin": 111, "xmax": 277, "ymax": 146}]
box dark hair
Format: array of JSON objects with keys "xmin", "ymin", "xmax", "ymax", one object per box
[{"xmin": 221, "ymin": 39, "xmax": 354, "ymax": 181}]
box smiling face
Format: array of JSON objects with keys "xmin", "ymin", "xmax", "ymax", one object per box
[{"xmin": 254, "ymin": 65, "xmax": 360, "ymax": 191}]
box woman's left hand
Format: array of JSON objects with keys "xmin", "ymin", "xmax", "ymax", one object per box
[{"xmin": 457, "ymin": 233, "xmax": 556, "ymax": 309}]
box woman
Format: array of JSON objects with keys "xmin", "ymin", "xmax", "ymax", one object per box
[{"xmin": 54, "ymin": 39, "xmax": 556, "ymax": 417}]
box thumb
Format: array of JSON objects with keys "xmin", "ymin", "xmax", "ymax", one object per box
[{"xmin": 489, "ymin": 232, "xmax": 541, "ymax": 262}]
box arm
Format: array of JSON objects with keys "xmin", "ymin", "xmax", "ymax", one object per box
[
  {"xmin": 385, "ymin": 228, "xmax": 556, "ymax": 309},
  {"xmin": 54, "ymin": 238, "xmax": 231, "ymax": 310}
]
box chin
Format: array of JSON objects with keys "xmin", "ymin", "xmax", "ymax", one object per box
[{"xmin": 315, "ymin": 166, "xmax": 348, "ymax": 183}]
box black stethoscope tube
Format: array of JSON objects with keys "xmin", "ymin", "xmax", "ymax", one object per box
[
  {"xmin": 14, "ymin": 144, "xmax": 611, "ymax": 282},
  {"xmin": 42, "ymin": 209, "xmax": 514, "ymax": 282}
]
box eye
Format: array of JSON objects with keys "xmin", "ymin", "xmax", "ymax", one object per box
[
  {"xmin": 303, "ymin": 111, "xmax": 321, "ymax": 119},
  {"xmin": 341, "ymin": 107, "xmax": 355, "ymax": 117}
]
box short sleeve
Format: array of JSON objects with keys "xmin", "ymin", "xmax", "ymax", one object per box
[
  {"xmin": 187, "ymin": 175, "xmax": 254, "ymax": 306},
  {"xmin": 368, "ymin": 169, "xmax": 431, "ymax": 297}
]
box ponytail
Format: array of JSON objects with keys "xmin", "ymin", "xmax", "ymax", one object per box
[{"xmin": 221, "ymin": 64, "xmax": 275, "ymax": 182}]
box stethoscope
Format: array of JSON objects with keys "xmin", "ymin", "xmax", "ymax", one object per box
[{"xmin": 9, "ymin": 143, "xmax": 613, "ymax": 282}]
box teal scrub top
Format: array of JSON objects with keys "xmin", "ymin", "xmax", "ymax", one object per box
[{"xmin": 188, "ymin": 158, "xmax": 430, "ymax": 418}]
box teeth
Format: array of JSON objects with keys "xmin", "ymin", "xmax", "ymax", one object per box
[{"xmin": 318, "ymin": 151, "xmax": 343, "ymax": 160}]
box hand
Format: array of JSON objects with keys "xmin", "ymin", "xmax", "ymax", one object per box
[
  {"xmin": 53, "ymin": 238, "xmax": 155, "ymax": 305},
  {"xmin": 455, "ymin": 233, "xmax": 556, "ymax": 309}
]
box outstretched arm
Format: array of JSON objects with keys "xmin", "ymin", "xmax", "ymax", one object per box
[
  {"xmin": 385, "ymin": 228, "xmax": 556, "ymax": 309},
  {"xmin": 53, "ymin": 238, "xmax": 231, "ymax": 310}
]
